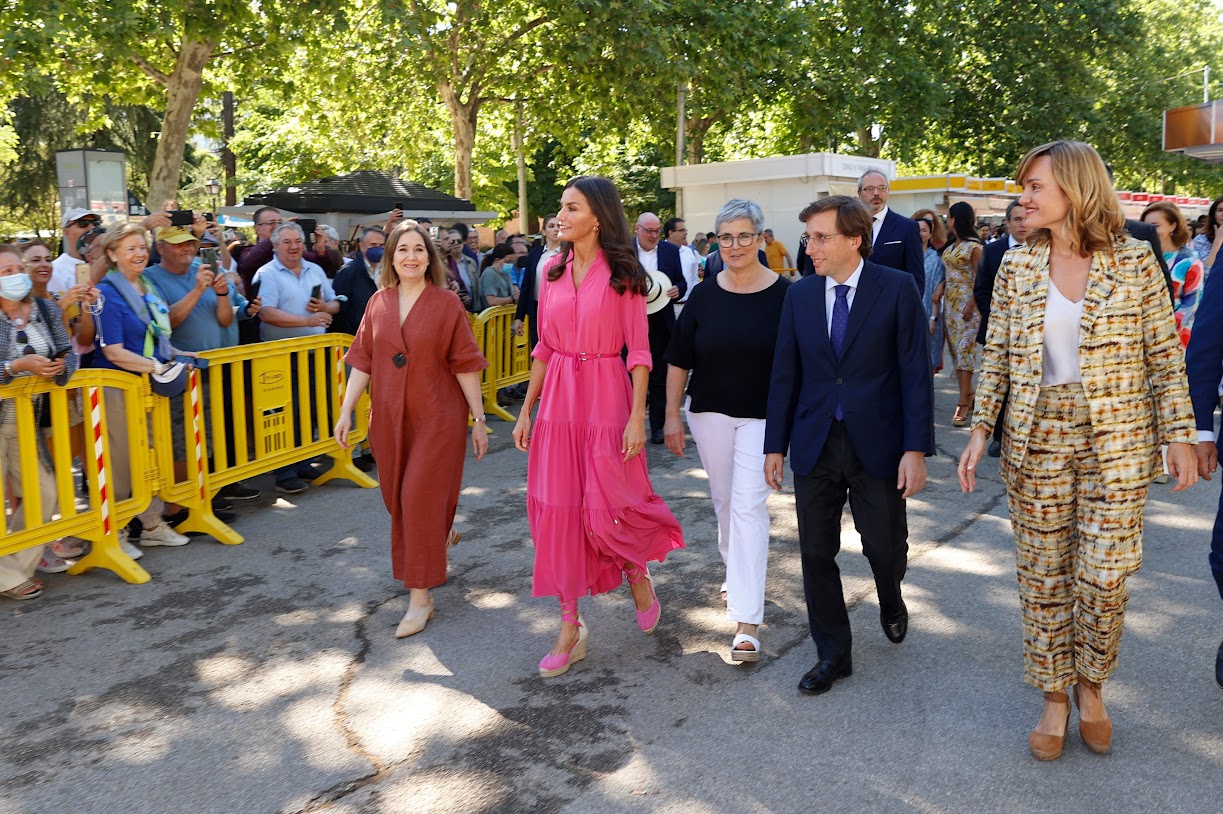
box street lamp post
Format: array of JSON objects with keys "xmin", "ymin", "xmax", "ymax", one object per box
[{"xmin": 204, "ymin": 178, "xmax": 221, "ymax": 220}]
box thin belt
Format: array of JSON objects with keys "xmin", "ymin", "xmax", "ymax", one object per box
[{"xmin": 552, "ymin": 350, "xmax": 620, "ymax": 372}]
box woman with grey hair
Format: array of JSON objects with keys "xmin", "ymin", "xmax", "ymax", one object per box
[{"xmin": 663, "ymin": 198, "xmax": 790, "ymax": 662}]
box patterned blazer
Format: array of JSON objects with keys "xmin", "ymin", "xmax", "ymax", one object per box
[{"xmin": 972, "ymin": 236, "xmax": 1195, "ymax": 489}]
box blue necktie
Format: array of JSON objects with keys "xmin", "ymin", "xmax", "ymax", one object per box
[{"xmin": 831, "ymin": 284, "xmax": 849, "ymax": 419}]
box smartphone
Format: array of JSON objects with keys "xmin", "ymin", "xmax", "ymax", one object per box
[
  {"xmin": 247, "ymin": 278, "xmax": 261, "ymax": 301},
  {"xmin": 169, "ymin": 209, "xmax": 194, "ymax": 227},
  {"xmin": 310, "ymin": 284, "xmax": 322, "ymax": 300},
  {"xmin": 54, "ymin": 348, "xmax": 70, "ymax": 359},
  {"xmin": 202, "ymin": 212, "xmax": 214, "ymax": 223},
  {"xmin": 394, "ymin": 201, "xmax": 403, "ymax": 211},
  {"xmin": 297, "ymin": 217, "xmax": 317, "ymax": 236},
  {"xmin": 175, "ymin": 354, "xmax": 208, "ymax": 369},
  {"xmin": 200, "ymin": 247, "xmax": 219, "ymax": 270},
  {"xmin": 75, "ymin": 262, "xmax": 92, "ymax": 286}
]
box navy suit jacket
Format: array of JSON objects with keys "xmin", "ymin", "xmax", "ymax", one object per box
[
  {"xmin": 764, "ymin": 261, "xmax": 935, "ymax": 480},
  {"xmin": 1125, "ymin": 218, "xmax": 1173, "ymax": 302},
  {"xmin": 331, "ymin": 255, "xmax": 379, "ymax": 335},
  {"xmin": 974, "ymin": 237, "xmax": 1014, "ymax": 345},
  {"xmin": 871, "ymin": 209, "xmax": 925, "ymax": 294},
  {"xmin": 1186, "ymin": 255, "xmax": 1223, "ymax": 435},
  {"xmin": 514, "ymin": 244, "xmax": 547, "ymax": 325},
  {"xmin": 638, "ymin": 239, "xmax": 686, "ymax": 331}
]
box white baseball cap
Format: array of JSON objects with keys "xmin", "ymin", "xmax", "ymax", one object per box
[{"xmin": 62, "ymin": 208, "xmax": 99, "ymax": 228}]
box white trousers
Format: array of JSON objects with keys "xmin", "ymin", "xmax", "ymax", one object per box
[{"xmin": 686, "ymin": 407, "xmax": 771, "ymax": 624}]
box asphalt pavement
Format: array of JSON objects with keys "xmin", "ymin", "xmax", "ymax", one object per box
[{"xmin": 3, "ymin": 374, "xmax": 1222, "ymax": 814}]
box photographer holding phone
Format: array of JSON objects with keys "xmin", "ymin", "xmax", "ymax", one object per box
[{"xmin": 252, "ymin": 222, "xmax": 339, "ymax": 494}]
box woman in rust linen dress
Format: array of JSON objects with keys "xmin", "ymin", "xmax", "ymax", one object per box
[
  {"xmin": 513, "ymin": 176, "xmax": 685, "ymax": 678},
  {"xmin": 337, "ymin": 220, "xmax": 488, "ymax": 639}
]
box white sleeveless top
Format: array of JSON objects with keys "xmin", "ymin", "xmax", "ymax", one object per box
[{"xmin": 1041, "ymin": 280, "xmax": 1084, "ymax": 386}]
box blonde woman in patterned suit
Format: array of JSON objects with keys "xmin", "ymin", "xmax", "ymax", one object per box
[{"xmin": 958, "ymin": 140, "xmax": 1197, "ymax": 761}]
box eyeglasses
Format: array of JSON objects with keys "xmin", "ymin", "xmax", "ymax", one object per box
[
  {"xmin": 799, "ymin": 233, "xmax": 844, "ymax": 248},
  {"xmin": 716, "ymin": 232, "xmax": 760, "ymax": 248},
  {"xmin": 859, "ymin": 185, "xmax": 888, "ymax": 195},
  {"xmin": 257, "ymin": 219, "xmax": 283, "ymax": 228},
  {"xmin": 639, "ymin": 227, "xmax": 662, "ymax": 236}
]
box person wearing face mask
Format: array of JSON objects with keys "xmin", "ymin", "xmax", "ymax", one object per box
[
  {"xmin": 333, "ymin": 226, "xmax": 386, "ymax": 335},
  {"xmin": 479, "ymin": 244, "xmax": 519, "ymax": 308},
  {"xmin": 22, "ymin": 239, "xmax": 100, "ymax": 569},
  {"xmin": 0, "ymin": 244, "xmax": 80, "ymax": 599}
]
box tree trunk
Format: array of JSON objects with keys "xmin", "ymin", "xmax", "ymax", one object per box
[
  {"xmin": 685, "ymin": 113, "xmax": 719, "ymax": 166},
  {"xmin": 855, "ymin": 126, "xmax": 882, "ymax": 158},
  {"xmin": 441, "ymin": 81, "xmax": 480, "ymax": 201},
  {"xmin": 144, "ymin": 37, "xmax": 215, "ymax": 209}
]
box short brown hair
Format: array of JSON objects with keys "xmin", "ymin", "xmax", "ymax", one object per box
[
  {"xmin": 1140, "ymin": 201, "xmax": 1190, "ymax": 250},
  {"xmin": 1015, "ymin": 140, "xmax": 1124, "ymax": 256},
  {"xmin": 378, "ymin": 220, "xmax": 448, "ymax": 289},
  {"xmin": 799, "ymin": 196, "xmax": 873, "ymax": 259}
]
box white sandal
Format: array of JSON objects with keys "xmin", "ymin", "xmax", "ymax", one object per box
[{"xmin": 730, "ymin": 633, "xmax": 760, "ymax": 663}]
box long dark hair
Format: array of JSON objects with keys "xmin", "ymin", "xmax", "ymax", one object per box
[
  {"xmin": 948, "ymin": 201, "xmax": 981, "ymax": 245},
  {"xmin": 480, "ymin": 243, "xmax": 515, "ymax": 272},
  {"xmin": 1206, "ymin": 196, "xmax": 1223, "ymax": 242},
  {"xmin": 546, "ymin": 176, "xmax": 648, "ymax": 296}
]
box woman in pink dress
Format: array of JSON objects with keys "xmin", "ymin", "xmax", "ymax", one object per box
[{"xmin": 513, "ymin": 176, "xmax": 685, "ymax": 678}]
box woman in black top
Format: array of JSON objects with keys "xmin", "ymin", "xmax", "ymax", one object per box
[{"xmin": 663, "ymin": 198, "xmax": 790, "ymax": 662}]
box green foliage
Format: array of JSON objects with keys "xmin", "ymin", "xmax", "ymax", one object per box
[{"xmin": 3, "ymin": 0, "xmax": 1223, "ymax": 233}]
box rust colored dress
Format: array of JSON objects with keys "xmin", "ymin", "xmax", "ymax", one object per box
[{"xmin": 345, "ymin": 284, "xmax": 488, "ymax": 589}]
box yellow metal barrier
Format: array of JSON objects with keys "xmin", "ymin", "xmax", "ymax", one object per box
[
  {"xmin": 193, "ymin": 333, "xmax": 377, "ymax": 543},
  {"xmin": 1, "ymin": 369, "xmax": 154, "ymax": 584},
  {"xmin": 1, "ymin": 334, "xmax": 377, "ymax": 581},
  {"xmin": 468, "ymin": 305, "xmax": 532, "ymax": 422}
]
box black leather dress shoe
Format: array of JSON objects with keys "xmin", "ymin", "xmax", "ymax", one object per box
[
  {"xmin": 1216, "ymin": 639, "xmax": 1223, "ymax": 689},
  {"xmin": 882, "ymin": 601, "xmax": 908, "ymax": 644},
  {"xmin": 650, "ymin": 429, "xmax": 665, "ymax": 444},
  {"xmin": 987, "ymin": 439, "xmax": 1002, "ymax": 458},
  {"xmin": 798, "ymin": 656, "xmax": 852, "ymax": 695}
]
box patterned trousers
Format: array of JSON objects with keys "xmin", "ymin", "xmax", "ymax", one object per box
[{"xmin": 1001, "ymin": 384, "xmax": 1148, "ymax": 691}]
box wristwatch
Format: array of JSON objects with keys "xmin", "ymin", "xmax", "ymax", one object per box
[{"xmin": 3, "ymin": 359, "xmax": 14, "ymax": 378}]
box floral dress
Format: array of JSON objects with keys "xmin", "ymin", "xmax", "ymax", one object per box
[
  {"xmin": 941, "ymin": 240, "xmax": 981, "ymax": 372},
  {"xmin": 1167, "ymin": 245, "xmax": 1204, "ymax": 349}
]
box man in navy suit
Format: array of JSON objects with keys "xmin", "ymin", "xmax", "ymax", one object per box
[
  {"xmin": 765, "ymin": 195, "xmax": 934, "ymax": 696},
  {"xmin": 857, "ymin": 170, "xmax": 925, "ymax": 294},
  {"xmin": 635, "ymin": 213, "xmax": 686, "ymax": 443},
  {"xmin": 973, "ymin": 200, "xmax": 1029, "ymax": 457},
  {"xmin": 1185, "ymin": 261, "xmax": 1223, "ymax": 690}
]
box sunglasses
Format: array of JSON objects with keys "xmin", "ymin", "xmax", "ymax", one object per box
[{"xmin": 16, "ymin": 328, "xmax": 34, "ymax": 355}]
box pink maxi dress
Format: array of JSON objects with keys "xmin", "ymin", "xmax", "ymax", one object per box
[{"xmin": 527, "ymin": 251, "xmax": 685, "ymax": 600}]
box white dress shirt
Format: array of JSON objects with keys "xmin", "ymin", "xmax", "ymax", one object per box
[
  {"xmin": 637, "ymin": 245, "xmax": 658, "ymax": 274},
  {"xmin": 871, "ymin": 207, "xmax": 890, "ymax": 244},
  {"xmin": 535, "ymin": 246, "xmax": 560, "ymax": 300},
  {"xmin": 825, "ymin": 260, "xmax": 865, "ymax": 335},
  {"xmin": 676, "ymin": 244, "xmax": 701, "ymax": 303},
  {"xmin": 49, "ymin": 252, "xmax": 79, "ymax": 295}
]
